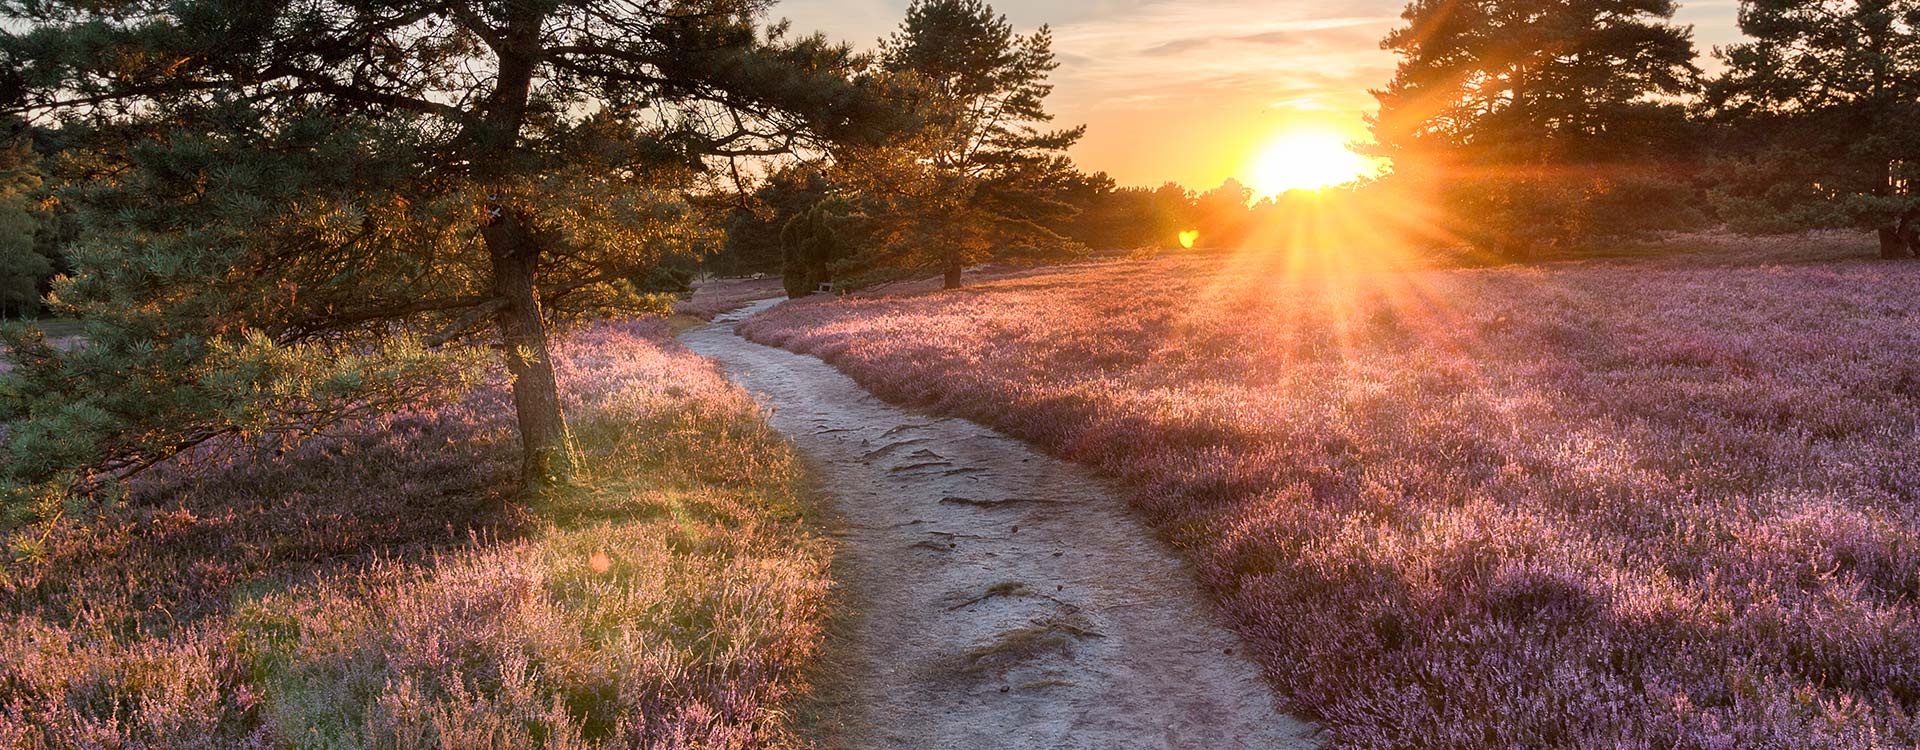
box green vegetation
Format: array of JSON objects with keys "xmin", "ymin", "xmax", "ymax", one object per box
[
  {"xmin": 802, "ymin": 0, "xmax": 1086, "ymax": 290},
  {"xmin": 714, "ymin": 166, "xmax": 833, "ymax": 278},
  {"xmin": 1706, "ymin": 0, "xmax": 1920, "ymax": 257},
  {"xmin": 848, "ymin": 0, "xmax": 1084, "ymax": 290},
  {"xmin": 0, "ymin": 137, "xmax": 56, "ymax": 319},
  {"xmin": 780, "ymin": 202, "xmax": 848, "ymax": 298},
  {"xmin": 0, "ymin": 0, "xmax": 1917, "ymax": 745},
  {"xmin": 0, "ymin": 322, "xmax": 831, "ymax": 748},
  {"xmin": 1370, "ymin": 0, "xmax": 1704, "ymax": 255},
  {"xmin": 0, "ymin": 0, "xmax": 880, "ymax": 510}
]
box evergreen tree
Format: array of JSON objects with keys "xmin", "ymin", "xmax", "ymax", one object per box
[
  {"xmin": 0, "ymin": 0, "xmax": 878, "ymax": 508},
  {"xmin": 780, "ymin": 202, "xmax": 845, "ymax": 298},
  {"xmin": 715, "ymin": 164, "xmax": 832, "ymax": 276},
  {"xmin": 1193, "ymin": 179, "xmax": 1255, "ymax": 249},
  {"xmin": 0, "ymin": 137, "xmax": 48, "ymax": 318},
  {"xmin": 1370, "ymin": 0, "xmax": 1701, "ymax": 253},
  {"xmin": 837, "ymin": 0, "xmax": 1085, "ymax": 289},
  {"xmin": 1706, "ymin": 0, "xmax": 1920, "ymax": 258}
]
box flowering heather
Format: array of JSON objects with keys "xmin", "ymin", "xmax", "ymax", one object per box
[
  {"xmin": 0, "ymin": 320, "xmax": 829, "ymax": 749},
  {"xmin": 741, "ymin": 251, "xmax": 1920, "ymax": 748}
]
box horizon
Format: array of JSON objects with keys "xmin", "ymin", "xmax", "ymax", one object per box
[{"xmin": 776, "ymin": 0, "xmax": 1745, "ymax": 195}]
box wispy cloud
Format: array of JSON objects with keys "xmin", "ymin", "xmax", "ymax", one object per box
[{"xmin": 1047, "ymin": 2, "xmax": 1402, "ymax": 109}]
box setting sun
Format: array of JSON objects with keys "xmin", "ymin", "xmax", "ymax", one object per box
[{"xmin": 1249, "ymin": 129, "xmax": 1378, "ymax": 196}]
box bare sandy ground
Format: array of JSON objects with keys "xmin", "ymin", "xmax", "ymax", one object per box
[{"xmin": 681, "ymin": 299, "xmax": 1320, "ymax": 750}]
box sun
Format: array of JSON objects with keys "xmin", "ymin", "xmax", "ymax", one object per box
[{"xmin": 1250, "ymin": 129, "xmax": 1377, "ymax": 195}]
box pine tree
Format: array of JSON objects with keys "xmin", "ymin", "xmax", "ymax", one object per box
[
  {"xmin": 1370, "ymin": 0, "xmax": 1701, "ymax": 253},
  {"xmin": 837, "ymin": 0, "xmax": 1085, "ymax": 289},
  {"xmin": 716, "ymin": 164, "xmax": 832, "ymax": 276},
  {"xmin": 1706, "ymin": 0, "xmax": 1920, "ymax": 258},
  {"xmin": 0, "ymin": 133, "xmax": 50, "ymax": 318},
  {"xmin": 0, "ymin": 0, "xmax": 879, "ymax": 508},
  {"xmin": 780, "ymin": 203, "xmax": 845, "ymax": 298}
]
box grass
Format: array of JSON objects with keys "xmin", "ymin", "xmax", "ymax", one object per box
[
  {"xmin": 0, "ymin": 319, "xmax": 830, "ymax": 749},
  {"xmin": 739, "ymin": 244, "xmax": 1920, "ymax": 748}
]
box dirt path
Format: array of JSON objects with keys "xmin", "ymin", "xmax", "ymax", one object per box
[{"xmin": 681, "ymin": 300, "xmax": 1320, "ymax": 750}]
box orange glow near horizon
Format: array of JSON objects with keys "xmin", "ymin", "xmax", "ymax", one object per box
[
  {"xmin": 1249, "ymin": 128, "xmax": 1380, "ymax": 196},
  {"xmin": 1178, "ymin": 229, "xmax": 1201, "ymax": 249}
]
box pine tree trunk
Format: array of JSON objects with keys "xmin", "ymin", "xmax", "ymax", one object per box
[
  {"xmin": 484, "ymin": 210, "xmax": 578, "ymax": 489},
  {"xmin": 1898, "ymin": 210, "xmax": 1920, "ymax": 259},
  {"xmin": 943, "ymin": 263, "xmax": 964, "ymax": 289},
  {"xmin": 1878, "ymin": 226, "xmax": 1906, "ymax": 259},
  {"xmin": 466, "ymin": 9, "xmax": 575, "ymax": 490}
]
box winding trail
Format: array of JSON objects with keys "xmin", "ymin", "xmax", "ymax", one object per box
[{"xmin": 681, "ymin": 300, "xmax": 1319, "ymax": 750}]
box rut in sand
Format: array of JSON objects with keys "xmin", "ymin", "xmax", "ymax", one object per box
[{"xmin": 681, "ymin": 299, "xmax": 1320, "ymax": 750}]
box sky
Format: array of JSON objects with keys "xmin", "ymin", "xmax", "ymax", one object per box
[{"xmin": 772, "ymin": 0, "xmax": 1746, "ymax": 195}]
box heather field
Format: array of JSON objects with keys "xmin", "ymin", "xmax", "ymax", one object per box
[
  {"xmin": 740, "ymin": 250, "xmax": 1920, "ymax": 748},
  {"xmin": 0, "ymin": 321, "xmax": 829, "ymax": 749}
]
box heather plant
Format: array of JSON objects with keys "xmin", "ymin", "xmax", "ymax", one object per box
[
  {"xmin": 740, "ymin": 250, "xmax": 1920, "ymax": 748},
  {"xmin": 0, "ymin": 321, "xmax": 830, "ymax": 749}
]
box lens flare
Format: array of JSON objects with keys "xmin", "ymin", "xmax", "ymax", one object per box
[{"xmin": 1179, "ymin": 230, "xmax": 1200, "ymax": 249}]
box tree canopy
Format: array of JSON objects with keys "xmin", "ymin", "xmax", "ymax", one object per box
[
  {"xmin": 0, "ymin": 0, "xmax": 883, "ymax": 524},
  {"xmin": 0, "ymin": 138, "xmax": 51, "ymax": 318},
  {"xmin": 832, "ymin": 0, "xmax": 1085, "ymax": 289},
  {"xmin": 1369, "ymin": 0, "xmax": 1703, "ymax": 253},
  {"xmin": 1373, "ymin": 0, "xmax": 1700, "ymax": 164},
  {"xmin": 1706, "ymin": 0, "xmax": 1920, "ymax": 257}
]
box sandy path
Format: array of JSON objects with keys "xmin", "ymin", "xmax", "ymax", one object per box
[{"xmin": 681, "ymin": 300, "xmax": 1319, "ymax": 750}]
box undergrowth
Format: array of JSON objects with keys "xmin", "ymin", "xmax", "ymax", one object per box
[{"xmin": 0, "ymin": 320, "xmax": 828, "ymax": 749}]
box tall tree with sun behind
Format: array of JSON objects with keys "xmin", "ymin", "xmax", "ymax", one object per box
[
  {"xmin": 833, "ymin": 0, "xmax": 1085, "ymax": 289},
  {"xmin": 1706, "ymin": 0, "xmax": 1920, "ymax": 259},
  {"xmin": 1371, "ymin": 0, "xmax": 1703, "ymax": 255},
  {"xmin": 0, "ymin": 0, "xmax": 879, "ymax": 520}
]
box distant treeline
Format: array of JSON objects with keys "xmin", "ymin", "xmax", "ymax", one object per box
[{"xmin": 702, "ymin": 0, "xmax": 1920, "ymax": 279}]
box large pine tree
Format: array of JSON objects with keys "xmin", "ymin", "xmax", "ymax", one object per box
[
  {"xmin": 1370, "ymin": 0, "xmax": 1701, "ymax": 252},
  {"xmin": 836, "ymin": 0, "xmax": 1085, "ymax": 289},
  {"xmin": 1373, "ymin": 0, "xmax": 1699, "ymax": 162},
  {"xmin": 1706, "ymin": 0, "xmax": 1920, "ymax": 258},
  {"xmin": 0, "ymin": 0, "xmax": 877, "ymax": 503}
]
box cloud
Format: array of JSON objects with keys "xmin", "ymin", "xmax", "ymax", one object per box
[
  {"xmin": 1045, "ymin": 2, "xmax": 1403, "ymax": 109},
  {"xmin": 1142, "ymin": 20, "xmax": 1391, "ymax": 57}
]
